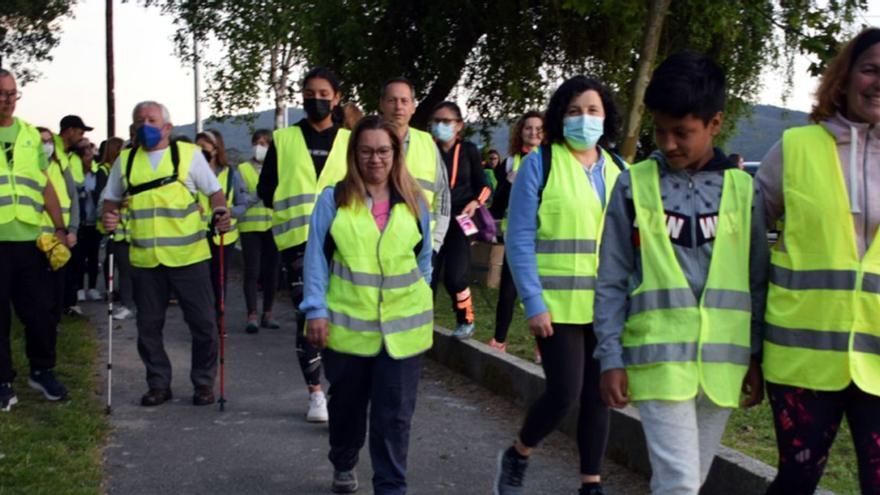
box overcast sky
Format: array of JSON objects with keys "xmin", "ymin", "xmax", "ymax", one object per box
[{"xmin": 13, "ymin": 0, "xmax": 880, "ymax": 141}]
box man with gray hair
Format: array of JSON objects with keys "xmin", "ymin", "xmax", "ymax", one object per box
[
  {"xmin": 0, "ymin": 69, "xmax": 70, "ymax": 412},
  {"xmin": 101, "ymin": 100, "xmax": 232, "ymax": 407}
]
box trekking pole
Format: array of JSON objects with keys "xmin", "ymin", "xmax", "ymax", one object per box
[
  {"xmin": 218, "ymin": 230, "xmax": 227, "ymax": 412},
  {"xmin": 105, "ymin": 232, "xmax": 115, "ymax": 415}
]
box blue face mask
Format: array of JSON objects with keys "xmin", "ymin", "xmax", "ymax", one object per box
[
  {"xmin": 137, "ymin": 124, "xmax": 163, "ymax": 149},
  {"xmin": 563, "ymin": 114, "xmax": 604, "ymax": 151},
  {"xmin": 431, "ymin": 122, "xmax": 456, "ymax": 142}
]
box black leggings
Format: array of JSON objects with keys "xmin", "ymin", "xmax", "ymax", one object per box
[
  {"xmin": 282, "ymin": 245, "xmax": 321, "ymax": 388},
  {"xmin": 765, "ymin": 381, "xmax": 880, "ymax": 495},
  {"xmin": 69, "ymin": 225, "xmax": 102, "ymax": 291},
  {"xmin": 240, "ymin": 230, "xmax": 279, "ymax": 316},
  {"xmin": 519, "ymin": 323, "xmax": 609, "ymax": 476},
  {"xmin": 493, "ymin": 256, "xmax": 517, "ymax": 342},
  {"xmin": 431, "ymin": 220, "xmax": 473, "ymax": 325}
]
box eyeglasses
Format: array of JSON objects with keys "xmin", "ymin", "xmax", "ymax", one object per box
[
  {"xmin": 0, "ymin": 91, "xmax": 21, "ymax": 102},
  {"xmin": 357, "ymin": 146, "xmax": 394, "ymax": 160}
]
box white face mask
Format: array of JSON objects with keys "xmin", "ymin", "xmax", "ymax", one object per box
[
  {"xmin": 253, "ymin": 144, "xmax": 268, "ymax": 162},
  {"xmin": 42, "ymin": 142, "xmax": 55, "ymax": 158}
]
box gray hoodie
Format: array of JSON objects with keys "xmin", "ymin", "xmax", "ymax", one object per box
[
  {"xmin": 593, "ymin": 149, "xmax": 769, "ymax": 372},
  {"xmin": 756, "ymin": 112, "xmax": 880, "ymax": 257}
]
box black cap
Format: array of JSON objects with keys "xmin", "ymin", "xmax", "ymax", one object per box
[{"xmin": 59, "ymin": 115, "xmax": 93, "ymax": 132}]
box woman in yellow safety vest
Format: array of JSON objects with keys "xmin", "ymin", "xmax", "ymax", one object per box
[
  {"xmin": 196, "ymin": 130, "xmax": 246, "ymax": 317},
  {"xmin": 300, "ymin": 115, "xmax": 432, "ymax": 494},
  {"xmin": 756, "ymin": 28, "xmax": 880, "ymax": 495},
  {"xmin": 98, "ymin": 137, "xmax": 136, "ymax": 320}
]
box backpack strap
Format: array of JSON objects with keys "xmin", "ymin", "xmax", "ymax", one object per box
[
  {"xmin": 538, "ymin": 145, "xmax": 552, "ymax": 202},
  {"xmin": 124, "ymin": 142, "xmax": 182, "ymax": 196},
  {"xmin": 601, "ymin": 146, "xmax": 627, "ymax": 171}
]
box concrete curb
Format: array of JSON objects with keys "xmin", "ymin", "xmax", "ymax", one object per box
[{"xmin": 428, "ymin": 326, "xmax": 835, "ymax": 495}]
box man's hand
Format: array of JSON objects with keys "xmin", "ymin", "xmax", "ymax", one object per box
[
  {"xmin": 600, "ymin": 368, "xmax": 630, "ymax": 408},
  {"xmin": 741, "ymin": 358, "xmax": 764, "ymax": 408},
  {"xmin": 213, "ymin": 207, "xmax": 231, "ymax": 233},
  {"xmin": 527, "ymin": 312, "xmax": 553, "ymax": 338},
  {"xmin": 102, "ymin": 209, "xmax": 120, "ymax": 233},
  {"xmin": 66, "ymin": 232, "xmax": 77, "ymax": 248},
  {"xmin": 307, "ymin": 318, "xmax": 329, "ymax": 349},
  {"xmin": 461, "ymin": 200, "xmax": 480, "ymax": 218}
]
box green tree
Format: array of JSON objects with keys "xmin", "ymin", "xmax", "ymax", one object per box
[{"xmin": 0, "ymin": 0, "xmax": 76, "ymax": 84}]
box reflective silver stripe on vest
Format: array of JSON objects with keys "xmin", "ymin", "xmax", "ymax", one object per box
[
  {"xmin": 240, "ymin": 214, "xmax": 273, "ymax": 224},
  {"xmin": 0, "ymin": 196, "xmax": 13, "ymax": 207},
  {"xmin": 0, "ymin": 176, "xmax": 8, "ymax": 185},
  {"xmin": 274, "ymin": 194, "xmax": 315, "ymax": 211},
  {"xmin": 129, "ymin": 204, "xmax": 199, "ymax": 220},
  {"xmin": 765, "ymin": 323, "xmax": 849, "ymax": 351},
  {"xmin": 862, "ymin": 273, "xmax": 880, "ymax": 294},
  {"xmin": 329, "ymin": 308, "xmax": 433, "ymax": 334},
  {"xmin": 854, "ymin": 332, "xmax": 880, "ymax": 355},
  {"xmin": 17, "ymin": 196, "xmax": 44, "ymax": 213},
  {"xmin": 540, "ymin": 275, "xmax": 595, "ymax": 290},
  {"xmin": 771, "ymin": 265, "xmax": 857, "ymax": 290},
  {"xmin": 703, "ymin": 289, "xmax": 751, "ymax": 311},
  {"xmin": 629, "ymin": 288, "xmax": 696, "ymax": 316},
  {"xmin": 331, "ymin": 261, "xmax": 422, "ymax": 289},
  {"xmin": 14, "ymin": 176, "xmax": 43, "ymax": 193},
  {"xmin": 130, "ymin": 231, "xmax": 206, "ymax": 248},
  {"xmin": 535, "ymin": 239, "xmax": 596, "ymax": 255},
  {"xmin": 417, "ymin": 178, "xmax": 437, "ymax": 193},
  {"xmin": 272, "ymin": 215, "xmax": 309, "ymax": 236},
  {"xmin": 624, "ymin": 342, "xmax": 750, "ymax": 366}
]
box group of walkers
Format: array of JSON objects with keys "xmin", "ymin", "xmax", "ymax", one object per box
[{"xmin": 1, "ymin": 26, "xmax": 879, "ymax": 495}]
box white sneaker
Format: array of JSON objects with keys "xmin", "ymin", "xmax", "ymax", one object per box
[
  {"xmin": 76, "ymin": 289, "xmax": 86, "ymax": 302},
  {"xmin": 86, "ymin": 288, "xmax": 102, "ymax": 301},
  {"xmin": 112, "ymin": 306, "xmax": 133, "ymax": 320},
  {"xmin": 306, "ymin": 391, "xmax": 329, "ymax": 423}
]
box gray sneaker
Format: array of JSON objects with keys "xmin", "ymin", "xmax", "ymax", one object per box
[
  {"xmin": 494, "ymin": 447, "xmax": 528, "ymax": 495},
  {"xmin": 452, "ymin": 323, "xmax": 476, "ymax": 340},
  {"xmin": 332, "ymin": 470, "xmax": 358, "ymax": 493}
]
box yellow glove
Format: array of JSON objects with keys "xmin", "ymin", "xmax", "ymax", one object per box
[{"xmin": 36, "ymin": 234, "xmax": 72, "ymax": 271}]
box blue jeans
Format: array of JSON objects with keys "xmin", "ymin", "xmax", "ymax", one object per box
[{"xmin": 323, "ymin": 347, "xmax": 422, "ymax": 495}]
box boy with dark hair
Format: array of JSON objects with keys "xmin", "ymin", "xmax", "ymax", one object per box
[{"xmin": 593, "ymin": 50, "xmax": 769, "ymax": 494}]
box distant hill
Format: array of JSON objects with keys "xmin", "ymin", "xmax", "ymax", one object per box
[{"xmin": 172, "ymin": 103, "xmax": 808, "ymax": 163}]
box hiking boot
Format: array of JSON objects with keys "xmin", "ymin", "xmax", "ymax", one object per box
[
  {"xmin": 306, "ymin": 390, "xmax": 328, "ymax": 422},
  {"xmin": 140, "ymin": 388, "xmax": 172, "ymax": 406},
  {"xmin": 193, "ymin": 385, "xmax": 215, "ymax": 406},
  {"xmin": 332, "ymin": 470, "xmax": 358, "ymax": 493},
  {"xmin": 28, "ymin": 369, "xmax": 69, "ymax": 401},
  {"xmin": 0, "ymin": 383, "xmax": 18, "ymax": 412},
  {"xmin": 452, "ymin": 323, "xmax": 476, "ymax": 340},
  {"xmin": 494, "ymin": 447, "xmax": 529, "ymax": 495},
  {"xmin": 488, "ymin": 338, "xmax": 507, "ymax": 353}
]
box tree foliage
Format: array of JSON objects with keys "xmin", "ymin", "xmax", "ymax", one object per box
[{"xmin": 0, "ymin": 0, "xmax": 76, "ymax": 84}]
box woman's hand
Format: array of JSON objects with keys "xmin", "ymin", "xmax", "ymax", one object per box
[
  {"xmin": 527, "ymin": 311, "xmax": 553, "ymax": 338},
  {"xmin": 600, "ymin": 369, "xmax": 630, "ymax": 408},
  {"xmin": 307, "ymin": 318, "xmax": 329, "ymax": 349},
  {"xmin": 461, "ymin": 200, "xmax": 480, "ymax": 218}
]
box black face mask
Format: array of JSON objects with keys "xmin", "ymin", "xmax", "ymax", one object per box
[{"xmin": 304, "ymin": 98, "xmax": 332, "ymax": 122}]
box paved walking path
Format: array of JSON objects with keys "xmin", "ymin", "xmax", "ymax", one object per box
[{"xmin": 86, "ymin": 263, "xmax": 648, "ymax": 494}]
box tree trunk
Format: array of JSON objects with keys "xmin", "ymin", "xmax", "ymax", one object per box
[
  {"xmin": 620, "ymin": 0, "xmax": 672, "ymax": 162},
  {"xmin": 269, "ymin": 42, "xmax": 284, "ymax": 129}
]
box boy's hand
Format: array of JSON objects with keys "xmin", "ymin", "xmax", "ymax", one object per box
[
  {"xmin": 527, "ymin": 312, "xmax": 553, "ymax": 338},
  {"xmin": 740, "ymin": 358, "xmax": 764, "ymax": 408},
  {"xmin": 307, "ymin": 318, "xmax": 329, "ymax": 349},
  {"xmin": 600, "ymin": 368, "xmax": 630, "ymax": 408}
]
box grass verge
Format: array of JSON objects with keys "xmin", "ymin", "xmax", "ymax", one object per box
[
  {"xmin": 0, "ymin": 316, "xmax": 108, "ymax": 495},
  {"xmin": 434, "ymin": 283, "xmax": 858, "ymax": 494}
]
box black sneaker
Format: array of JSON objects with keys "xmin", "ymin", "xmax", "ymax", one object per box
[
  {"xmin": 580, "ymin": 482, "xmax": 605, "ymax": 495},
  {"xmin": 0, "ymin": 382, "xmax": 18, "ymax": 412},
  {"xmin": 28, "ymin": 369, "xmax": 69, "ymax": 401},
  {"xmin": 332, "ymin": 470, "xmax": 358, "ymax": 493},
  {"xmin": 494, "ymin": 447, "xmax": 528, "ymax": 495}
]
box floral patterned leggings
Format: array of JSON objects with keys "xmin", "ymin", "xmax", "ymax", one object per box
[{"xmin": 765, "ymin": 382, "xmax": 880, "ymax": 495}]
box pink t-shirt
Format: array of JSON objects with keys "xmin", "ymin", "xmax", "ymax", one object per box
[{"xmin": 371, "ymin": 199, "xmax": 391, "ymax": 230}]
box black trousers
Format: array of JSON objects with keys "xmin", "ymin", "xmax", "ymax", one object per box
[
  {"xmin": 281, "ymin": 244, "xmax": 321, "ymax": 387},
  {"xmin": 69, "ymin": 225, "xmax": 102, "ymax": 292},
  {"xmin": 131, "ymin": 261, "xmax": 217, "ymax": 389},
  {"xmin": 493, "ymin": 254, "xmax": 518, "ymax": 343},
  {"xmin": 431, "ymin": 220, "xmax": 473, "ymax": 325},
  {"xmin": 519, "ymin": 323, "xmax": 610, "ymax": 476},
  {"xmin": 324, "ymin": 348, "xmax": 422, "ymax": 495},
  {"xmin": 240, "ymin": 230, "xmax": 279, "ymax": 316},
  {"xmin": 0, "ymin": 242, "xmax": 57, "ymax": 382},
  {"xmin": 765, "ymin": 382, "xmax": 880, "ymax": 495}
]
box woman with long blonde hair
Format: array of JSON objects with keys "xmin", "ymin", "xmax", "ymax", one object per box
[{"xmin": 300, "ymin": 115, "xmax": 432, "ymax": 494}]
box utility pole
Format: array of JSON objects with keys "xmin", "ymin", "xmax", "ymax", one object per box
[
  {"xmin": 193, "ymin": 32, "xmax": 203, "ymax": 135},
  {"xmin": 105, "ymin": 0, "xmax": 115, "ymax": 139}
]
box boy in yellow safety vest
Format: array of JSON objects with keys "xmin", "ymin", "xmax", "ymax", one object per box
[{"xmin": 593, "ymin": 51, "xmax": 769, "ymax": 494}]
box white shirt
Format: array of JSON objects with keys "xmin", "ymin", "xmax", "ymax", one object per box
[{"xmin": 101, "ymin": 146, "xmax": 221, "ymax": 202}]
